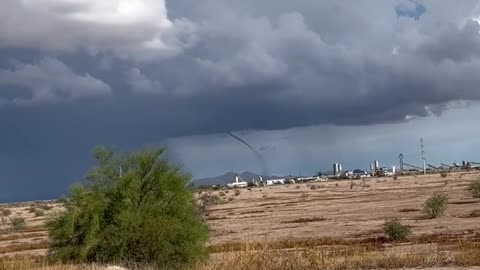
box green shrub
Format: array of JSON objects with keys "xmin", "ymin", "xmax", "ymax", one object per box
[
  {"xmin": 39, "ymin": 204, "xmax": 53, "ymax": 211},
  {"xmin": 1, "ymin": 208, "xmax": 11, "ymax": 217},
  {"xmin": 10, "ymin": 217, "xmax": 25, "ymax": 231},
  {"xmin": 468, "ymin": 179, "xmax": 480, "ymax": 198},
  {"xmin": 383, "ymin": 217, "xmax": 411, "ymax": 241},
  {"xmin": 46, "ymin": 146, "xmax": 208, "ymax": 269},
  {"xmin": 34, "ymin": 209, "xmax": 45, "ymax": 217},
  {"xmin": 423, "ymin": 193, "xmax": 448, "ymax": 219}
]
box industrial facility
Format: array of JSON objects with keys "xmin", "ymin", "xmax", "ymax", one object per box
[{"xmin": 221, "ymin": 138, "xmax": 480, "ymax": 189}]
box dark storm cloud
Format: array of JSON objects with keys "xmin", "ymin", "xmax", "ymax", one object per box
[{"xmin": 2, "ymin": 0, "xmax": 480, "ymax": 201}]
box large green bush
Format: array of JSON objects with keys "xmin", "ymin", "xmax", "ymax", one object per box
[{"xmin": 47, "ymin": 146, "xmax": 208, "ymax": 268}]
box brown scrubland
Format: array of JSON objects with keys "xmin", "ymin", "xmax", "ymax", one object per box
[{"xmin": 2, "ymin": 171, "xmax": 480, "ymax": 269}]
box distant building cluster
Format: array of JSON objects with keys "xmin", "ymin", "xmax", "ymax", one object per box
[{"xmin": 220, "ymin": 155, "xmax": 480, "ymax": 189}]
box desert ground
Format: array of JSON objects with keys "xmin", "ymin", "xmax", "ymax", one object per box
[{"xmin": 1, "ymin": 171, "xmax": 480, "ymax": 269}]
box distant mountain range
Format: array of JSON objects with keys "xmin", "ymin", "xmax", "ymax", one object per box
[{"xmin": 192, "ymin": 171, "xmax": 292, "ymax": 186}]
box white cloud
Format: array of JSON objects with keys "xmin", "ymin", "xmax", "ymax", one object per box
[
  {"xmin": 126, "ymin": 68, "xmax": 163, "ymax": 93},
  {"xmin": 0, "ymin": 57, "xmax": 111, "ymax": 105},
  {"xmin": 0, "ymin": 0, "xmax": 196, "ymax": 60}
]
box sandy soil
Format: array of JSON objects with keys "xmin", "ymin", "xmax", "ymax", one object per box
[{"xmin": 206, "ymin": 172, "xmax": 480, "ymax": 244}]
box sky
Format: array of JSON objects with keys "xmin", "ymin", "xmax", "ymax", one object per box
[{"xmin": 1, "ymin": 0, "xmax": 480, "ymax": 202}]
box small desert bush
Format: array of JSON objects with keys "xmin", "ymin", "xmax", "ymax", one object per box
[
  {"xmin": 28, "ymin": 206, "xmax": 36, "ymax": 213},
  {"xmin": 228, "ymin": 197, "xmax": 234, "ymax": 202},
  {"xmin": 34, "ymin": 209, "xmax": 45, "ymax": 217},
  {"xmin": 39, "ymin": 204, "xmax": 53, "ymax": 211},
  {"xmin": 219, "ymin": 191, "xmax": 226, "ymax": 197},
  {"xmin": 467, "ymin": 179, "xmax": 480, "ymax": 198},
  {"xmin": 440, "ymin": 171, "xmax": 448, "ymax": 178},
  {"xmin": 1, "ymin": 208, "xmax": 12, "ymax": 217},
  {"xmin": 423, "ymin": 193, "xmax": 448, "ymax": 219},
  {"xmin": 383, "ymin": 217, "xmax": 411, "ymax": 241},
  {"xmin": 234, "ymin": 190, "xmax": 241, "ymax": 196},
  {"xmin": 199, "ymin": 193, "xmax": 221, "ymax": 212},
  {"xmin": 10, "ymin": 216, "xmax": 26, "ymax": 231}
]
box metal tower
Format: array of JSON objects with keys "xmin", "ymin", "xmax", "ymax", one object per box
[
  {"xmin": 420, "ymin": 138, "xmax": 426, "ymax": 175},
  {"xmin": 399, "ymin": 153, "xmax": 404, "ymax": 172}
]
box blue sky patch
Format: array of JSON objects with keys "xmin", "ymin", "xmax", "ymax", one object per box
[{"xmin": 395, "ymin": 0, "xmax": 426, "ymax": 20}]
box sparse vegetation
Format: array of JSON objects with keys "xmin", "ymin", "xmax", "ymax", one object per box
[
  {"xmin": 440, "ymin": 171, "xmax": 448, "ymax": 178},
  {"xmin": 467, "ymin": 179, "xmax": 480, "ymax": 198},
  {"xmin": 10, "ymin": 216, "xmax": 26, "ymax": 231},
  {"xmin": 423, "ymin": 193, "xmax": 448, "ymax": 219},
  {"xmin": 46, "ymin": 146, "xmax": 208, "ymax": 269},
  {"xmin": 234, "ymin": 190, "xmax": 241, "ymax": 196},
  {"xmin": 34, "ymin": 209, "xmax": 45, "ymax": 217},
  {"xmin": 383, "ymin": 217, "xmax": 411, "ymax": 241},
  {"xmin": 1, "ymin": 208, "xmax": 11, "ymax": 217},
  {"xmin": 199, "ymin": 193, "xmax": 222, "ymax": 213},
  {"xmin": 219, "ymin": 191, "xmax": 226, "ymax": 197},
  {"xmin": 39, "ymin": 204, "xmax": 53, "ymax": 211}
]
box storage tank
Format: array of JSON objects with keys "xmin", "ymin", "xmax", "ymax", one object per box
[{"xmin": 333, "ymin": 163, "xmax": 339, "ymax": 176}]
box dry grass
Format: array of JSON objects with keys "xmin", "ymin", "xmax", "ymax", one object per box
[{"xmin": 2, "ymin": 242, "xmax": 480, "ymax": 270}]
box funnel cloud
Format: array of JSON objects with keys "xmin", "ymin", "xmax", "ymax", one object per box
[{"xmin": 227, "ymin": 132, "xmax": 269, "ymax": 177}]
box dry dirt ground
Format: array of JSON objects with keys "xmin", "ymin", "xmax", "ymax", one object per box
[
  {"xmin": 207, "ymin": 172, "xmax": 480, "ymax": 245},
  {"xmin": 1, "ymin": 171, "xmax": 480, "ymax": 269}
]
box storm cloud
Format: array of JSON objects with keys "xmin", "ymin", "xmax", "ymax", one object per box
[{"xmin": 2, "ymin": 0, "xmax": 480, "ymax": 201}]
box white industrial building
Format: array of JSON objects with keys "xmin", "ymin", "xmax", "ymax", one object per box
[
  {"xmin": 227, "ymin": 175, "xmax": 248, "ymax": 188},
  {"xmin": 266, "ymin": 179, "xmax": 285, "ymax": 185}
]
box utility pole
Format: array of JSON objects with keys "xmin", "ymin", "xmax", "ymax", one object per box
[
  {"xmin": 399, "ymin": 153, "xmax": 404, "ymax": 172},
  {"xmin": 420, "ymin": 138, "xmax": 426, "ymax": 175}
]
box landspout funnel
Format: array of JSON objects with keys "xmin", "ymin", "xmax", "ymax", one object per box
[{"xmin": 227, "ymin": 132, "xmax": 269, "ymax": 177}]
